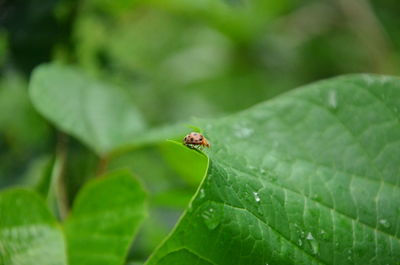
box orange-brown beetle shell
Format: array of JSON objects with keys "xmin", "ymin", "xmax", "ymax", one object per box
[{"xmin": 183, "ymin": 132, "xmax": 210, "ymax": 148}]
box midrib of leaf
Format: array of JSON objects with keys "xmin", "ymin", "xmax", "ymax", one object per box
[
  {"xmin": 79, "ymin": 84, "xmax": 101, "ymax": 153},
  {"xmin": 67, "ymin": 209, "xmax": 144, "ymax": 222}
]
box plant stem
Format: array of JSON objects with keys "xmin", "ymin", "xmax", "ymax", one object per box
[
  {"xmin": 48, "ymin": 133, "xmax": 69, "ymax": 220},
  {"xmin": 336, "ymin": 0, "xmax": 396, "ymax": 73},
  {"xmin": 96, "ymin": 155, "xmax": 110, "ymax": 177}
]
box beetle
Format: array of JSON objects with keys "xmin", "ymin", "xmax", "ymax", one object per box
[{"xmin": 183, "ymin": 132, "xmax": 210, "ymax": 149}]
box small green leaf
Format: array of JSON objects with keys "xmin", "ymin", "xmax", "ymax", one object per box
[
  {"xmin": 109, "ymin": 123, "xmax": 189, "ymax": 157},
  {"xmin": 152, "ymin": 189, "xmax": 195, "ymax": 209},
  {"xmin": 0, "ymin": 189, "xmax": 67, "ymax": 265},
  {"xmin": 29, "ymin": 63, "xmax": 146, "ymax": 156},
  {"xmin": 146, "ymin": 74, "xmax": 400, "ymax": 265},
  {"xmin": 160, "ymin": 140, "xmax": 208, "ymax": 186},
  {"xmin": 64, "ymin": 170, "xmax": 147, "ymax": 265}
]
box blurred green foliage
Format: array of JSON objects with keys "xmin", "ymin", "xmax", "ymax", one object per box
[{"xmin": 1, "ymin": 0, "xmax": 400, "ymax": 263}]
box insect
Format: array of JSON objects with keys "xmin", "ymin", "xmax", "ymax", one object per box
[{"xmin": 183, "ymin": 132, "xmax": 210, "ymax": 149}]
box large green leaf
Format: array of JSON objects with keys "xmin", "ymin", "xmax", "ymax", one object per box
[
  {"xmin": 0, "ymin": 189, "xmax": 67, "ymax": 265},
  {"xmin": 64, "ymin": 170, "xmax": 147, "ymax": 265},
  {"xmin": 29, "ymin": 63, "xmax": 146, "ymax": 156},
  {"xmin": 146, "ymin": 74, "xmax": 400, "ymax": 265}
]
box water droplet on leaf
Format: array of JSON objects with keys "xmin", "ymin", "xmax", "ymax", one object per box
[
  {"xmin": 379, "ymin": 219, "xmax": 390, "ymax": 228},
  {"xmin": 328, "ymin": 90, "xmax": 338, "ymax": 109},
  {"xmin": 319, "ymin": 229, "xmax": 329, "ymax": 241},
  {"xmin": 201, "ymin": 203, "xmax": 223, "ymax": 230},
  {"xmin": 309, "ymin": 239, "xmax": 319, "ymax": 255},
  {"xmin": 347, "ymin": 249, "xmax": 353, "ymax": 261},
  {"xmin": 298, "ymin": 239, "xmax": 303, "ymax": 246},
  {"xmin": 234, "ymin": 124, "xmax": 254, "ymax": 139},
  {"xmin": 199, "ymin": 189, "xmax": 205, "ymax": 199}
]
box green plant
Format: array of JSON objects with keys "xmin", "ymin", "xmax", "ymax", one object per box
[{"xmin": 1, "ymin": 64, "xmax": 399, "ymax": 264}]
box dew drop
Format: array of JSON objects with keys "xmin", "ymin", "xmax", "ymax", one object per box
[
  {"xmin": 363, "ymin": 74, "xmax": 374, "ymax": 85},
  {"xmin": 234, "ymin": 125, "xmax": 254, "ymax": 139},
  {"xmin": 311, "ymin": 193, "xmax": 321, "ymax": 201},
  {"xmin": 347, "ymin": 249, "xmax": 353, "ymax": 261},
  {"xmin": 253, "ymin": 192, "xmax": 261, "ymax": 202},
  {"xmin": 379, "ymin": 219, "xmax": 391, "ymax": 228},
  {"xmin": 201, "ymin": 208, "xmax": 219, "ymax": 229},
  {"xmin": 201, "ymin": 203, "xmax": 223, "ymax": 230},
  {"xmin": 305, "ymin": 232, "xmax": 319, "ymax": 255},
  {"xmin": 199, "ymin": 189, "xmax": 205, "ymax": 199},
  {"xmin": 269, "ymin": 174, "xmax": 277, "ymax": 183},
  {"xmin": 328, "ymin": 90, "xmax": 338, "ymax": 109},
  {"xmin": 309, "ymin": 239, "xmax": 319, "ymax": 255},
  {"xmin": 306, "ymin": 232, "xmax": 314, "ymax": 240},
  {"xmin": 298, "ymin": 239, "xmax": 303, "ymax": 246},
  {"xmin": 319, "ymin": 229, "xmax": 328, "ymax": 241}
]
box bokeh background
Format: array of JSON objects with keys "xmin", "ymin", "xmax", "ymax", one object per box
[{"xmin": 1, "ymin": 0, "xmax": 399, "ymax": 263}]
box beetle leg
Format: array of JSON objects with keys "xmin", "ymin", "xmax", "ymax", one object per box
[{"xmin": 187, "ymin": 144, "xmax": 196, "ymax": 149}]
